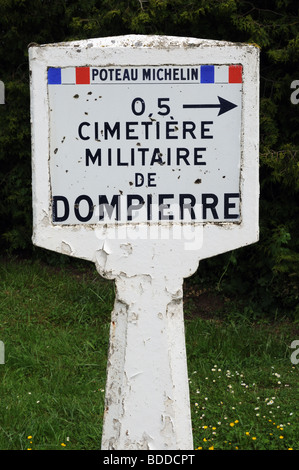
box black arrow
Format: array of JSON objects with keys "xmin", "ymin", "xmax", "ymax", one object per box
[{"xmin": 183, "ymin": 96, "xmax": 237, "ymax": 116}]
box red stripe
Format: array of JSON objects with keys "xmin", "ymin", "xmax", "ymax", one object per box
[
  {"xmin": 76, "ymin": 67, "xmax": 90, "ymax": 84},
  {"xmin": 229, "ymin": 65, "xmax": 242, "ymax": 83}
]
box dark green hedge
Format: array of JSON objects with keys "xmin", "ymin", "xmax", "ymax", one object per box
[{"xmin": 0, "ymin": 0, "xmax": 298, "ymax": 318}]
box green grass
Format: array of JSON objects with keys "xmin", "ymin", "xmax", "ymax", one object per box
[
  {"xmin": 0, "ymin": 256, "xmax": 113, "ymax": 450},
  {"xmin": 0, "ymin": 255, "xmax": 298, "ymax": 450}
]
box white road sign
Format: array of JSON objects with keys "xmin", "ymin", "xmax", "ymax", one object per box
[
  {"xmin": 29, "ymin": 35, "xmax": 259, "ymax": 261},
  {"xmin": 49, "ymin": 64, "xmax": 242, "ymax": 225}
]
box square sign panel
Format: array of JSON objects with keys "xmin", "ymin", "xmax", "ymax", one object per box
[
  {"xmin": 48, "ymin": 64, "xmax": 242, "ymax": 224},
  {"xmin": 29, "ymin": 35, "xmax": 259, "ymax": 262}
]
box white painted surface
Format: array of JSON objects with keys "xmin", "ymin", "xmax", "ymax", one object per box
[
  {"xmin": 29, "ymin": 35, "xmax": 259, "ymax": 261},
  {"xmin": 99, "ymin": 270, "xmax": 192, "ymax": 449},
  {"xmin": 29, "ymin": 35, "xmax": 259, "ymax": 450},
  {"xmin": 95, "ymin": 233, "xmax": 201, "ymax": 449}
]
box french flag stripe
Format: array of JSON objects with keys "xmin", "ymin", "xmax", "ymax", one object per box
[
  {"xmin": 229, "ymin": 65, "xmax": 243, "ymax": 83},
  {"xmin": 61, "ymin": 68, "xmax": 76, "ymax": 84},
  {"xmin": 48, "ymin": 68, "xmax": 61, "ymax": 84},
  {"xmin": 200, "ymin": 65, "xmax": 214, "ymax": 83},
  {"xmin": 214, "ymin": 66, "xmax": 229, "ymax": 83}
]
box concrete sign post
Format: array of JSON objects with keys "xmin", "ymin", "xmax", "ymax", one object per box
[{"xmin": 29, "ymin": 35, "xmax": 259, "ymax": 450}]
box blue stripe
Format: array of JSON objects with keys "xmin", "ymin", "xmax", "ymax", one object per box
[
  {"xmin": 48, "ymin": 68, "xmax": 61, "ymax": 84},
  {"xmin": 200, "ymin": 65, "xmax": 214, "ymax": 83}
]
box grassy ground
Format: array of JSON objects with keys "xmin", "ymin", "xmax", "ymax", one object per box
[{"xmin": 0, "ymin": 255, "xmax": 298, "ymax": 450}]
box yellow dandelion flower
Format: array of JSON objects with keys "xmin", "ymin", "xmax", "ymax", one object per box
[
  {"xmin": 27, "ymin": 436, "xmax": 32, "ymax": 439},
  {"xmin": 234, "ymin": 420, "xmax": 239, "ymax": 424},
  {"xmin": 252, "ymin": 437, "xmax": 257, "ymax": 440},
  {"xmin": 209, "ymin": 446, "xmax": 214, "ymax": 450},
  {"xmin": 279, "ymin": 436, "xmax": 284, "ymax": 439},
  {"xmin": 61, "ymin": 442, "xmax": 66, "ymax": 447},
  {"xmin": 230, "ymin": 422, "xmax": 235, "ymax": 427},
  {"xmin": 245, "ymin": 432, "xmax": 250, "ymax": 436}
]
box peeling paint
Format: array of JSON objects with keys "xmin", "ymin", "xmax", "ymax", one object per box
[
  {"xmin": 100, "ymin": 270, "xmax": 193, "ymax": 450},
  {"xmin": 61, "ymin": 240, "xmax": 72, "ymax": 255},
  {"xmin": 120, "ymin": 243, "xmax": 133, "ymax": 256}
]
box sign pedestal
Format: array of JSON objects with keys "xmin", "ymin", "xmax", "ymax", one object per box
[
  {"xmin": 100, "ymin": 271, "xmax": 192, "ymax": 450},
  {"xmin": 96, "ymin": 237, "xmax": 199, "ymax": 450}
]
